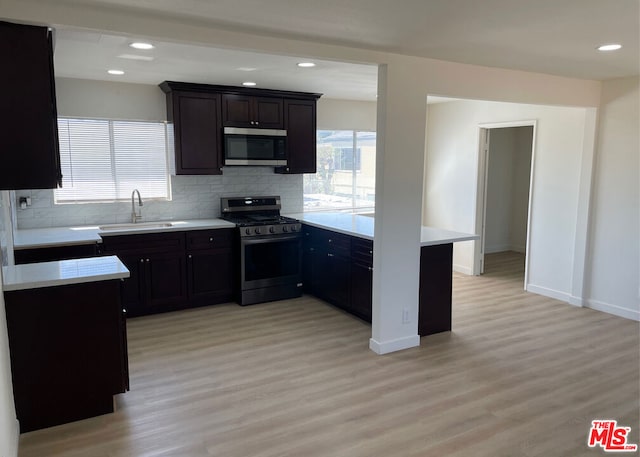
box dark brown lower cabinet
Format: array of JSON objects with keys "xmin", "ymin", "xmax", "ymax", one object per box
[
  {"xmin": 102, "ymin": 229, "xmax": 235, "ymax": 317},
  {"xmin": 350, "ymin": 238, "xmax": 373, "ymax": 322},
  {"xmin": 418, "ymin": 243, "xmax": 453, "ymax": 336},
  {"xmin": 302, "ymin": 224, "xmax": 454, "ymax": 335},
  {"xmin": 14, "ymin": 243, "xmax": 100, "ymax": 264},
  {"xmin": 187, "ymin": 249, "xmax": 234, "ymax": 306},
  {"xmin": 4, "ymin": 280, "xmax": 128, "ymax": 433},
  {"xmin": 145, "ymin": 251, "xmax": 188, "ymax": 311}
]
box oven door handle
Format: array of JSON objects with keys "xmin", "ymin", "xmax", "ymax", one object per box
[{"xmin": 241, "ymin": 234, "xmax": 302, "ymax": 245}]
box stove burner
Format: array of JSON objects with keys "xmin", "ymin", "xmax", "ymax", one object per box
[{"xmin": 220, "ymin": 196, "xmax": 301, "ymax": 236}]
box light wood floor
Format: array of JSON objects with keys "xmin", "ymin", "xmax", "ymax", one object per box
[{"xmin": 18, "ymin": 252, "xmax": 639, "ymax": 457}]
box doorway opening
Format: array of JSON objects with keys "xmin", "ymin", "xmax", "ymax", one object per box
[{"xmin": 474, "ymin": 122, "xmax": 535, "ymax": 287}]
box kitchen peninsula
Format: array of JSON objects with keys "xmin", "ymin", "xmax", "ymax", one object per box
[
  {"xmin": 287, "ymin": 212, "xmax": 478, "ymax": 335},
  {"xmin": 2, "ymin": 256, "xmax": 130, "ymax": 432}
]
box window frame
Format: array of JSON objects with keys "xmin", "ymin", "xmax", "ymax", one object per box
[
  {"xmin": 54, "ymin": 116, "xmax": 171, "ymax": 205},
  {"xmin": 304, "ymin": 129, "xmax": 376, "ymax": 212}
]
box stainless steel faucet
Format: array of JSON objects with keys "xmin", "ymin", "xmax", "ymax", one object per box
[{"xmin": 131, "ymin": 189, "xmax": 143, "ymax": 223}]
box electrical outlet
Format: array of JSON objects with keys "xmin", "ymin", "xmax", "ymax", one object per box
[{"xmin": 402, "ymin": 308, "xmax": 410, "ymax": 324}]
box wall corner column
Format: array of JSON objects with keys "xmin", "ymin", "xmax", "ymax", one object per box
[{"xmin": 370, "ymin": 62, "xmax": 428, "ymax": 354}]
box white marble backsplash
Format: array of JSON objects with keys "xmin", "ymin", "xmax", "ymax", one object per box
[{"xmin": 15, "ymin": 167, "xmax": 304, "ymax": 229}]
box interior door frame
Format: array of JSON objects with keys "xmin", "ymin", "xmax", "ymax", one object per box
[{"xmin": 473, "ymin": 120, "xmax": 537, "ymax": 288}]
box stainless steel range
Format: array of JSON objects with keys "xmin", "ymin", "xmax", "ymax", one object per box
[{"xmin": 221, "ymin": 196, "xmax": 303, "ymax": 305}]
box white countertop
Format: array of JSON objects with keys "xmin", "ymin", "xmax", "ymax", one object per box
[
  {"xmin": 287, "ymin": 212, "xmax": 375, "ymax": 240},
  {"xmin": 287, "ymin": 212, "xmax": 478, "ymax": 246},
  {"xmin": 2, "ymin": 256, "xmax": 130, "ymax": 291},
  {"xmin": 13, "ymin": 218, "xmax": 237, "ymax": 249}
]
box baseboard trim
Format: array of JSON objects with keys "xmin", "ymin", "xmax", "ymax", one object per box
[
  {"xmin": 453, "ymin": 264, "xmax": 473, "ymax": 275},
  {"xmin": 369, "ymin": 335, "xmax": 420, "ymax": 354},
  {"xmin": 485, "ymin": 245, "xmax": 526, "ymax": 254},
  {"xmin": 527, "ymin": 285, "xmax": 640, "ymax": 322},
  {"xmin": 485, "ymin": 244, "xmax": 511, "ymax": 254},
  {"xmin": 568, "ymin": 295, "xmax": 585, "ymax": 307},
  {"xmin": 526, "ymin": 284, "xmax": 572, "ymax": 304},
  {"xmin": 9, "ymin": 418, "xmax": 19, "ymax": 457},
  {"xmin": 585, "ymin": 299, "xmax": 640, "ymax": 322}
]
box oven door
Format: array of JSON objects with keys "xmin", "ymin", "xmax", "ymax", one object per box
[{"xmin": 240, "ymin": 233, "xmax": 302, "ymax": 290}]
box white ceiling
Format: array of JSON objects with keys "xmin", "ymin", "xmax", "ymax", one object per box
[
  {"xmin": 53, "ymin": 29, "xmax": 379, "ymax": 101},
  {"xmin": 51, "ymin": 0, "xmax": 639, "ymax": 100}
]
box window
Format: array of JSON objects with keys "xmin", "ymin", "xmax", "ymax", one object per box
[
  {"xmin": 304, "ymin": 130, "xmax": 376, "ymax": 211},
  {"xmin": 54, "ymin": 118, "xmax": 170, "ymax": 203},
  {"xmin": 334, "ymin": 147, "xmax": 361, "ymax": 171}
]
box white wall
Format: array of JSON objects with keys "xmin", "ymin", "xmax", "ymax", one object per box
[
  {"xmin": 317, "ymin": 98, "xmax": 377, "ymax": 131},
  {"xmin": 424, "ymin": 100, "xmax": 589, "ymax": 302},
  {"xmin": 56, "ymin": 78, "xmax": 166, "ymax": 121},
  {"xmin": 0, "ymin": 195, "xmax": 19, "ymax": 457},
  {"xmin": 484, "ymin": 126, "xmax": 532, "ymax": 253},
  {"xmin": 586, "ymin": 77, "xmax": 639, "ymax": 320}
]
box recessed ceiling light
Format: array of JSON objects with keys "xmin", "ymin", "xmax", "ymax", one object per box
[
  {"xmin": 237, "ymin": 67, "xmax": 257, "ymax": 72},
  {"xmin": 297, "ymin": 62, "xmax": 316, "ymax": 68},
  {"xmin": 242, "ymin": 81, "xmax": 257, "ymax": 86},
  {"xmin": 598, "ymin": 43, "xmax": 622, "ymax": 51},
  {"xmin": 130, "ymin": 42, "xmax": 154, "ymax": 50},
  {"xmin": 107, "ymin": 69, "xmax": 125, "ymax": 75}
]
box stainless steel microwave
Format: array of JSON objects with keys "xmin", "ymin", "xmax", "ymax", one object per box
[{"xmin": 223, "ymin": 127, "xmax": 287, "ymax": 166}]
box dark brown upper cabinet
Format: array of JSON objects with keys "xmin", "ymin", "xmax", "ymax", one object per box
[
  {"xmin": 0, "ymin": 21, "xmax": 62, "ymax": 190},
  {"xmin": 275, "ymin": 99, "xmax": 317, "ymax": 174},
  {"xmin": 161, "ymin": 86, "xmax": 223, "ymax": 175},
  {"xmin": 222, "ymin": 94, "xmax": 284, "ymax": 129},
  {"xmin": 159, "ymin": 81, "xmax": 321, "ymax": 175}
]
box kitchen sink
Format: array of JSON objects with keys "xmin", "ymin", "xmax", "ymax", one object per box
[{"xmin": 98, "ymin": 222, "xmax": 174, "ymax": 231}]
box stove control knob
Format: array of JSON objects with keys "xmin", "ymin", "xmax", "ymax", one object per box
[
  {"xmin": 254, "ymin": 227, "xmax": 261, "ymax": 235},
  {"xmin": 245, "ymin": 228, "xmax": 251, "ymax": 235},
  {"xmin": 269, "ymin": 226, "xmax": 276, "ymax": 234},
  {"xmin": 282, "ymin": 226, "xmax": 289, "ymax": 232},
  {"xmin": 291, "ymin": 225, "xmax": 298, "ymax": 232}
]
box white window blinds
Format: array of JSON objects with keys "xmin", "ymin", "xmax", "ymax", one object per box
[{"xmin": 55, "ymin": 118, "xmax": 170, "ymax": 203}]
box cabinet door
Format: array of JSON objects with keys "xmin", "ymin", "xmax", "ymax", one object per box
[
  {"xmin": 117, "ymin": 254, "xmax": 146, "ymax": 317},
  {"xmin": 418, "ymin": 243, "xmax": 453, "ymax": 336},
  {"xmin": 254, "ymin": 97, "xmax": 284, "ymax": 128},
  {"xmin": 222, "ymin": 94, "xmax": 283, "ymax": 128},
  {"xmin": 325, "ymin": 253, "xmax": 351, "ymax": 310},
  {"xmin": 171, "ymin": 91, "xmax": 222, "ymax": 174},
  {"xmin": 350, "ymin": 238, "xmax": 373, "ymax": 321},
  {"xmin": 276, "ymin": 99, "xmax": 316, "ymax": 174},
  {"xmin": 144, "ymin": 251, "xmax": 188, "ymax": 311},
  {"xmin": 0, "ymin": 21, "xmax": 61, "ymax": 190},
  {"xmin": 187, "ymin": 248, "xmax": 234, "ymax": 306},
  {"xmin": 350, "ymin": 263, "xmax": 372, "ymax": 322}
]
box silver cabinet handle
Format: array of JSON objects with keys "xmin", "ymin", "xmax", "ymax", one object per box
[
  {"xmin": 140, "ymin": 259, "xmax": 144, "ymax": 263},
  {"xmin": 188, "ymin": 254, "xmax": 192, "ymax": 259},
  {"xmin": 209, "ymin": 237, "xmax": 214, "ymax": 242},
  {"xmin": 327, "ymin": 253, "xmax": 334, "ymax": 257},
  {"xmin": 368, "ymin": 266, "xmax": 374, "ymax": 272}
]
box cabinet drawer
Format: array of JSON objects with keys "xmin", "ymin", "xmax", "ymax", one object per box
[
  {"xmin": 325, "ymin": 232, "xmax": 350, "ymax": 256},
  {"xmin": 101, "ymin": 232, "xmax": 185, "ymax": 254},
  {"xmin": 351, "ymin": 238, "xmax": 373, "ymax": 267},
  {"xmin": 186, "ymin": 228, "xmax": 235, "ymax": 251},
  {"xmin": 303, "ymin": 225, "xmax": 350, "ymax": 256}
]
